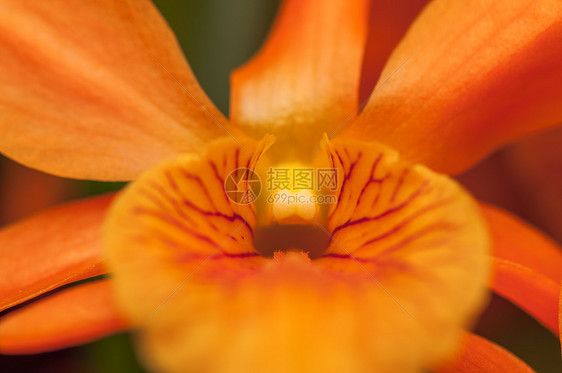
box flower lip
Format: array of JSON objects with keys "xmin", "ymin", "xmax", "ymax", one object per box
[{"xmin": 104, "ymin": 135, "xmax": 490, "ymax": 372}]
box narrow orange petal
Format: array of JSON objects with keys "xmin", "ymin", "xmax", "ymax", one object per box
[
  {"xmin": 481, "ymin": 203, "xmax": 562, "ymax": 283},
  {"xmin": 359, "ymin": 0, "xmax": 429, "ymax": 101},
  {"xmin": 231, "ymin": 0, "xmax": 369, "ymax": 160},
  {"xmin": 0, "ymin": 0, "xmax": 232, "ymax": 180},
  {"xmin": 0, "ymin": 280, "xmax": 127, "ymax": 354},
  {"xmin": 0, "ymin": 194, "xmax": 114, "ymax": 312},
  {"xmin": 480, "ymin": 203, "xmax": 562, "ymax": 333},
  {"xmin": 345, "ymin": 0, "xmax": 562, "ymax": 174},
  {"xmin": 492, "ymin": 258, "xmax": 560, "ymax": 334},
  {"xmin": 436, "ymin": 332, "xmax": 535, "ymax": 373}
]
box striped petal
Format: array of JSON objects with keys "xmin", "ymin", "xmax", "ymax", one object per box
[
  {"xmin": 0, "ymin": 194, "xmax": 114, "ymax": 312},
  {"xmin": 105, "ymin": 137, "xmax": 272, "ymax": 322},
  {"xmin": 345, "ymin": 0, "xmax": 562, "ymax": 174},
  {"xmin": 230, "ymin": 0, "xmax": 369, "ymax": 161},
  {"xmin": 0, "ymin": 280, "xmax": 127, "ymax": 354},
  {"xmin": 317, "ymin": 137, "xmax": 491, "ymax": 369},
  {"xmin": 0, "ymin": 0, "xmax": 232, "ymax": 180},
  {"xmin": 105, "ymin": 135, "xmax": 490, "ymax": 372}
]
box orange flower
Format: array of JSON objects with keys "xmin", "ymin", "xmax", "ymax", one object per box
[{"xmin": 0, "ymin": 0, "xmax": 561, "ymax": 372}]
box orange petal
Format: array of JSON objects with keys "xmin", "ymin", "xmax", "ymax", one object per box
[
  {"xmin": 481, "ymin": 203, "xmax": 562, "ymax": 283},
  {"xmin": 105, "ymin": 134, "xmax": 490, "ymax": 372},
  {"xmin": 0, "ymin": 280, "xmax": 127, "ymax": 354},
  {"xmin": 141, "ymin": 251, "xmax": 447, "ymax": 373},
  {"xmin": 0, "ymin": 194, "xmax": 114, "ymax": 312},
  {"xmin": 435, "ymin": 332, "xmax": 535, "ymax": 373},
  {"xmin": 105, "ymin": 136, "xmax": 272, "ymax": 322},
  {"xmin": 359, "ymin": 0, "xmax": 429, "ymax": 102},
  {"xmin": 492, "ymin": 258, "xmax": 560, "ymax": 334},
  {"xmin": 345, "ymin": 0, "xmax": 562, "ymax": 174},
  {"xmin": 230, "ymin": 0, "xmax": 369, "ymax": 161},
  {"xmin": 480, "ymin": 203, "xmax": 562, "ymax": 333},
  {"xmin": 0, "ymin": 0, "xmax": 233, "ymax": 180},
  {"xmin": 317, "ymin": 137, "xmax": 491, "ymax": 368}
]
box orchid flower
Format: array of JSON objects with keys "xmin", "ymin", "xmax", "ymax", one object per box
[{"xmin": 0, "ymin": 1, "xmax": 561, "ymax": 372}]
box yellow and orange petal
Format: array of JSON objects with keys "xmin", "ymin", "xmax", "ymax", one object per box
[
  {"xmin": 0, "ymin": 280, "xmax": 127, "ymax": 354},
  {"xmin": 318, "ymin": 137, "xmax": 490, "ymax": 367},
  {"xmin": 105, "ymin": 134, "xmax": 489, "ymax": 372},
  {"xmin": 0, "ymin": 0, "xmax": 235, "ymax": 180},
  {"xmin": 231, "ymin": 0, "xmax": 369, "ymax": 161},
  {"xmin": 105, "ymin": 136, "xmax": 273, "ymax": 322},
  {"xmin": 345, "ymin": 0, "xmax": 562, "ymax": 174},
  {"xmin": 0, "ymin": 194, "xmax": 114, "ymax": 312}
]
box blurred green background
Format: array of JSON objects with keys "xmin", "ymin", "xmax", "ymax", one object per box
[{"xmin": 0, "ymin": 0, "xmax": 560, "ymax": 372}]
